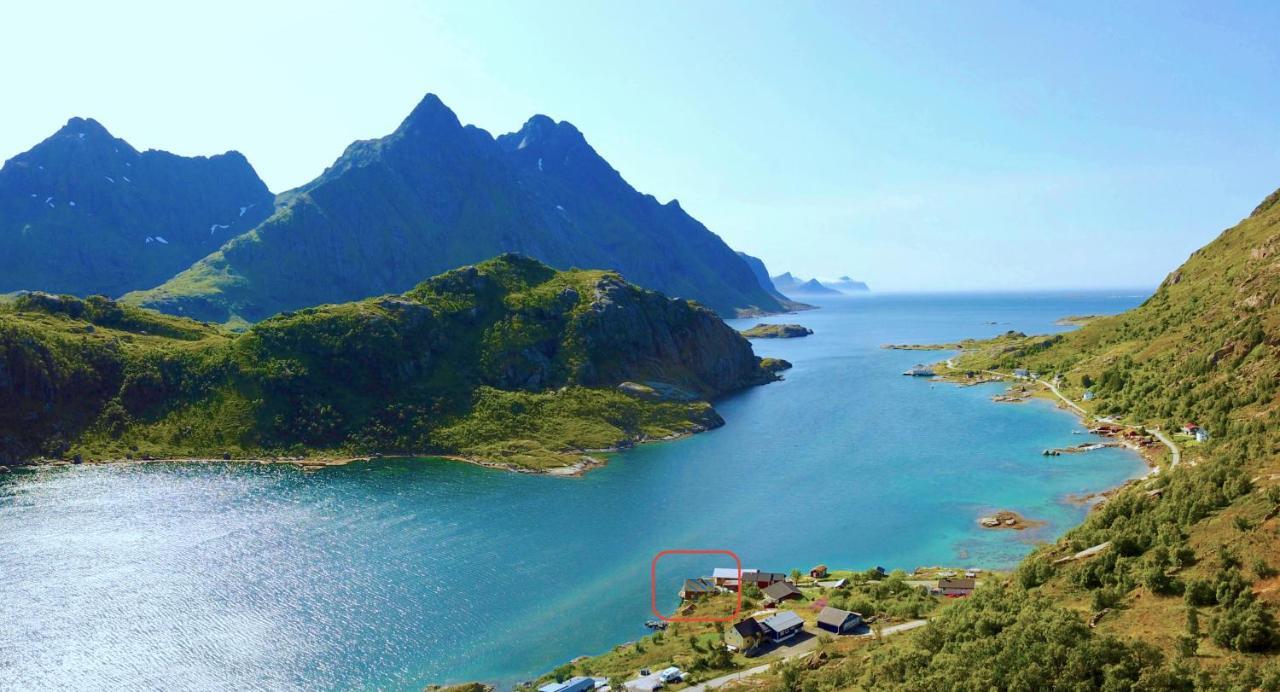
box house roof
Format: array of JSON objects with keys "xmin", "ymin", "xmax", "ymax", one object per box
[
  {"xmin": 763, "ymin": 581, "xmax": 801, "ymax": 600},
  {"xmin": 682, "ymin": 578, "xmax": 715, "ymax": 594},
  {"xmin": 939, "ymin": 578, "xmax": 976, "ymax": 590},
  {"xmin": 745, "ymin": 570, "xmax": 785, "ymax": 583},
  {"xmin": 713, "ymin": 567, "xmax": 752, "ymax": 579},
  {"xmin": 761, "ymin": 610, "xmax": 805, "ymax": 633},
  {"xmin": 539, "ymin": 677, "xmax": 596, "ymax": 692},
  {"xmin": 731, "ymin": 617, "xmax": 764, "ymax": 638},
  {"xmin": 817, "ymin": 606, "xmax": 860, "ymax": 628},
  {"xmin": 811, "ymin": 564, "xmax": 828, "ymax": 573}
]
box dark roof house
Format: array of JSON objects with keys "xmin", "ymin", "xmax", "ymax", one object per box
[
  {"xmin": 680, "ymin": 578, "xmax": 717, "ymax": 599},
  {"xmin": 743, "ymin": 570, "xmax": 787, "ymax": 587},
  {"xmin": 725, "ymin": 617, "xmax": 765, "ymax": 651},
  {"xmin": 937, "ymin": 577, "xmax": 976, "ymax": 597},
  {"xmin": 816, "ymin": 606, "xmax": 862, "ymax": 634},
  {"xmin": 762, "ymin": 581, "xmax": 802, "ymax": 604}
]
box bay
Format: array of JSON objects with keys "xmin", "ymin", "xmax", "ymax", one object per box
[{"xmin": 0, "ymin": 291, "xmax": 1150, "ymax": 689}]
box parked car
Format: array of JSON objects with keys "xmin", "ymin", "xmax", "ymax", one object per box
[{"xmin": 658, "ymin": 667, "xmax": 683, "ymax": 683}]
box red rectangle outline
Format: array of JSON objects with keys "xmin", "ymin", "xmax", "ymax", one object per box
[{"xmin": 651, "ymin": 549, "xmax": 742, "ymax": 622}]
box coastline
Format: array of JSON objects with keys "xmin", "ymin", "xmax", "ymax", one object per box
[
  {"xmin": 927, "ymin": 363, "xmax": 1174, "ymax": 513},
  {"xmin": 4, "ymin": 427, "xmax": 717, "ymax": 478}
]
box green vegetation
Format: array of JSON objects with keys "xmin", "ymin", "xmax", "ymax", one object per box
[
  {"xmin": 738, "ymin": 188, "xmax": 1280, "ymax": 689},
  {"xmin": 535, "ymin": 567, "xmax": 948, "ymax": 686},
  {"xmin": 0, "ymin": 255, "xmax": 784, "ymax": 470},
  {"xmin": 740, "ymin": 323, "xmax": 814, "ymax": 339}
]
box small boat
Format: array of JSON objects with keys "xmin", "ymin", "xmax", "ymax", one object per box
[{"xmin": 644, "ymin": 619, "xmax": 669, "ymax": 630}]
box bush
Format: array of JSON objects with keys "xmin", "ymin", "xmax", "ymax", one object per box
[
  {"xmin": 1212, "ymin": 599, "xmax": 1278, "ymax": 652},
  {"xmin": 1184, "ymin": 580, "xmax": 1216, "ymax": 607},
  {"xmin": 1092, "ymin": 588, "xmax": 1123, "ymax": 611}
]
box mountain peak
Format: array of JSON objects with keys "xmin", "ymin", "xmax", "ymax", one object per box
[
  {"xmin": 398, "ymin": 92, "xmax": 463, "ymax": 135},
  {"xmin": 54, "ymin": 116, "xmax": 113, "ymax": 140},
  {"xmin": 501, "ymin": 114, "xmax": 586, "ymax": 152}
]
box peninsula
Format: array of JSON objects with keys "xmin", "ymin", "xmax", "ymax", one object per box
[{"xmin": 0, "ymin": 254, "xmax": 788, "ymax": 473}]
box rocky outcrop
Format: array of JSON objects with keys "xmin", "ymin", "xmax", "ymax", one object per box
[
  {"xmin": 741, "ymin": 323, "xmax": 814, "ymax": 339},
  {"xmin": 574, "ymin": 275, "xmax": 784, "ymax": 397}
]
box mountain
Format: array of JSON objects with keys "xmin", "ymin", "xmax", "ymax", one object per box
[
  {"xmin": 771, "ymin": 272, "xmax": 841, "ymax": 296},
  {"xmin": 0, "ymin": 118, "xmax": 274, "ymax": 297},
  {"xmin": 0, "ymin": 255, "xmax": 787, "ymax": 470},
  {"xmin": 735, "ymin": 188, "xmax": 1280, "ymax": 688},
  {"xmin": 736, "ymin": 251, "xmax": 813, "ymax": 310},
  {"xmin": 794, "ymin": 278, "xmax": 841, "ymax": 295},
  {"xmin": 828, "ymin": 275, "xmax": 870, "ymax": 292},
  {"xmin": 125, "ymin": 94, "xmax": 782, "ymax": 324}
]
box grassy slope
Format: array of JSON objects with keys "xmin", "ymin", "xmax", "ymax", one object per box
[
  {"xmin": 534, "ymin": 570, "xmax": 943, "ymax": 688},
  {"xmin": 688, "ymin": 191, "xmax": 1280, "ymax": 689},
  {"xmin": 0, "ymin": 255, "xmax": 781, "ymax": 470}
]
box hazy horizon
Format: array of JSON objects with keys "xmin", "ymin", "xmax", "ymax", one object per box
[{"xmin": 3, "ymin": 1, "xmax": 1277, "ymax": 292}]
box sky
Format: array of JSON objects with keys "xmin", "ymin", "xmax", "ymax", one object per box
[{"xmin": 2, "ymin": 1, "xmax": 1278, "ymax": 291}]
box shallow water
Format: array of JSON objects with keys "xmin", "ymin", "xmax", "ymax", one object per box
[{"xmin": 0, "ymin": 291, "xmax": 1150, "ymax": 689}]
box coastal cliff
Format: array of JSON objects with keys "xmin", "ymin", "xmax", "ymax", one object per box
[{"xmin": 0, "ymin": 254, "xmax": 787, "ymax": 470}]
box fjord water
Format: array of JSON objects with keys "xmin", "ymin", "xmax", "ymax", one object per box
[{"xmin": 0, "ymin": 292, "xmax": 1149, "ymax": 689}]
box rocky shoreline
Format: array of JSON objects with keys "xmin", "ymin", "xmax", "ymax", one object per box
[
  {"xmin": 978, "ymin": 510, "xmax": 1045, "ymax": 530},
  {"xmin": 0, "ymin": 423, "xmax": 728, "ymax": 479}
]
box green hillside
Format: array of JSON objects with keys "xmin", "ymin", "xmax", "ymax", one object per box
[
  {"xmin": 0, "ymin": 255, "xmax": 786, "ymax": 470},
  {"xmin": 542, "ymin": 190, "xmax": 1280, "ymax": 688},
  {"xmin": 124, "ymin": 94, "xmax": 782, "ymax": 324}
]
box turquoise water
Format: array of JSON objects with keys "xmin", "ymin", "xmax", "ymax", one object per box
[{"xmin": 0, "ymin": 292, "xmax": 1150, "ymax": 689}]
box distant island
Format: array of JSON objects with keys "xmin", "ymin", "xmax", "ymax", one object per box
[
  {"xmin": 734, "ymin": 252, "xmax": 814, "ymax": 312},
  {"xmin": 740, "ymin": 323, "xmax": 814, "ymax": 338},
  {"xmin": 770, "ymin": 271, "xmax": 869, "ymax": 297},
  {"xmin": 828, "ymin": 275, "xmax": 870, "ymax": 292}
]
